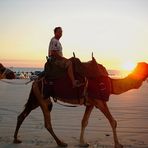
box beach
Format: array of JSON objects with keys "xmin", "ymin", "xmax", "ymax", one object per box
[{"xmin": 0, "ymin": 79, "xmax": 148, "ymax": 148}]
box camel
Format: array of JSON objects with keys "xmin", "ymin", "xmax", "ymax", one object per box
[
  {"xmin": 0, "ymin": 63, "xmax": 15, "ymax": 79},
  {"xmin": 13, "ymin": 57, "xmax": 148, "ymax": 148}
]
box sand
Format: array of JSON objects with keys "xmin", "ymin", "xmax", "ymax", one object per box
[{"xmin": 0, "ymin": 79, "xmax": 148, "ymax": 148}]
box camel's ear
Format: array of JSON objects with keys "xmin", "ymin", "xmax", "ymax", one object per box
[{"xmin": 73, "ymin": 52, "xmax": 76, "ymax": 58}]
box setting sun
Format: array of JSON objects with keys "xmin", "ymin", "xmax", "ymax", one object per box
[{"xmin": 122, "ymin": 62, "xmax": 136, "ymax": 71}]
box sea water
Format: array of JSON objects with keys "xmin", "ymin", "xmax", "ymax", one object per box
[
  {"xmin": 9, "ymin": 67, "xmax": 44, "ymax": 73},
  {"xmin": 9, "ymin": 67, "xmax": 128, "ymax": 78}
]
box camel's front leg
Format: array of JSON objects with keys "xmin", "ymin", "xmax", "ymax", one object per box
[
  {"xmin": 80, "ymin": 105, "xmax": 94, "ymax": 147},
  {"xmin": 33, "ymin": 81, "xmax": 67, "ymax": 147},
  {"xmin": 95, "ymin": 100, "xmax": 123, "ymax": 148}
]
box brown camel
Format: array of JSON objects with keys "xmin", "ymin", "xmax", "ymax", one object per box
[
  {"xmin": 13, "ymin": 58, "xmax": 148, "ymax": 148},
  {"xmin": 0, "ymin": 63, "xmax": 15, "ymax": 79}
]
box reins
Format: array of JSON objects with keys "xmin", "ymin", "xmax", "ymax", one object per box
[
  {"xmin": 0, "ymin": 79, "xmax": 33, "ymax": 85},
  {"xmin": 0, "ymin": 71, "xmax": 37, "ymax": 85}
]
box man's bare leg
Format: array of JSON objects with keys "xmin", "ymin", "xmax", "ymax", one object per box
[{"xmin": 67, "ymin": 60, "xmax": 80, "ymax": 87}]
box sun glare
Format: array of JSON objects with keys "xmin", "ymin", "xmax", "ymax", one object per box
[{"xmin": 122, "ymin": 62, "xmax": 136, "ymax": 71}]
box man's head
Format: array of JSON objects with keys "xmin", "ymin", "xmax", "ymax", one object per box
[{"xmin": 54, "ymin": 27, "xmax": 62, "ymax": 39}]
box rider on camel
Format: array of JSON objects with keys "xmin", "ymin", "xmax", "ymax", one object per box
[{"xmin": 48, "ymin": 27, "xmax": 80, "ymax": 87}]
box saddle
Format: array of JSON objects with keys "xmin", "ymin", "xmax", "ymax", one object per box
[
  {"xmin": 43, "ymin": 56, "xmax": 111, "ymax": 102},
  {"xmin": 83, "ymin": 57, "xmax": 111, "ymax": 101},
  {"xmin": 44, "ymin": 56, "xmax": 85, "ymax": 79},
  {"xmin": 43, "ymin": 56, "xmax": 86, "ymax": 100}
]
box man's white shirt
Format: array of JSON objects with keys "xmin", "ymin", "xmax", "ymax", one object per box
[{"xmin": 48, "ymin": 37, "xmax": 63, "ymax": 56}]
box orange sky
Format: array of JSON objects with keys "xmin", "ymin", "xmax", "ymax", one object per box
[{"xmin": 0, "ymin": 0, "xmax": 148, "ymax": 70}]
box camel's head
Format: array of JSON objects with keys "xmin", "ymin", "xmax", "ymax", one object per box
[
  {"xmin": 0, "ymin": 63, "xmax": 15, "ymax": 79},
  {"xmin": 131, "ymin": 62, "xmax": 148, "ymax": 81}
]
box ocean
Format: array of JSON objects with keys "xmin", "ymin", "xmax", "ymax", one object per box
[
  {"xmin": 9, "ymin": 67, "xmax": 128, "ymax": 78},
  {"xmin": 9, "ymin": 67, "xmax": 44, "ymax": 73}
]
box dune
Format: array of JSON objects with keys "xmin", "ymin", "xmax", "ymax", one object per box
[{"xmin": 0, "ymin": 79, "xmax": 148, "ymax": 148}]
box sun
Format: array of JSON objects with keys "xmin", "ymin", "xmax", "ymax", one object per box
[{"xmin": 122, "ymin": 62, "xmax": 136, "ymax": 71}]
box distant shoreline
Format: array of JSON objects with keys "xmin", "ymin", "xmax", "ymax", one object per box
[
  {"xmin": 7, "ymin": 67, "xmax": 130, "ymax": 79},
  {"xmin": 8, "ymin": 67, "xmax": 44, "ymax": 73}
]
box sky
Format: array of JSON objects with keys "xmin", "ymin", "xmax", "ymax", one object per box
[{"xmin": 0, "ymin": 0, "xmax": 148, "ymax": 70}]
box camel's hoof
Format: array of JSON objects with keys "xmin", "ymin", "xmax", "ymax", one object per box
[
  {"xmin": 79, "ymin": 143, "xmax": 89, "ymax": 147},
  {"xmin": 115, "ymin": 143, "xmax": 123, "ymax": 148},
  {"xmin": 13, "ymin": 139, "xmax": 22, "ymax": 144},
  {"xmin": 58, "ymin": 142, "xmax": 68, "ymax": 147}
]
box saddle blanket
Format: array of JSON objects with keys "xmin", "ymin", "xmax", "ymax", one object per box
[{"xmin": 43, "ymin": 76, "xmax": 111, "ymax": 101}]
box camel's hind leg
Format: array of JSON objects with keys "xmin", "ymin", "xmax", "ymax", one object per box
[
  {"xmin": 13, "ymin": 87, "xmax": 39, "ymax": 144},
  {"xmin": 33, "ymin": 80, "xmax": 68, "ymax": 147},
  {"xmin": 80, "ymin": 105, "xmax": 94, "ymax": 147},
  {"xmin": 95, "ymin": 100, "xmax": 123, "ymax": 148},
  {"xmin": 13, "ymin": 105, "xmax": 36, "ymax": 143}
]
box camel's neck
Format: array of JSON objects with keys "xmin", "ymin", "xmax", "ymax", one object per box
[{"xmin": 111, "ymin": 75, "xmax": 143, "ymax": 95}]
